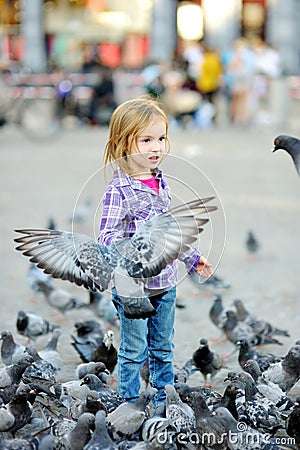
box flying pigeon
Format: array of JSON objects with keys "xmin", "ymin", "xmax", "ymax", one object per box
[
  {"xmin": 273, "ymin": 134, "xmax": 300, "ymax": 176},
  {"xmin": 16, "ymin": 310, "xmax": 59, "ymax": 342},
  {"xmin": 14, "ymin": 197, "xmax": 217, "ymax": 320}
]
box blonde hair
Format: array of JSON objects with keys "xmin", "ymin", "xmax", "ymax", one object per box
[{"xmin": 104, "ymin": 95, "xmax": 170, "ymax": 175}]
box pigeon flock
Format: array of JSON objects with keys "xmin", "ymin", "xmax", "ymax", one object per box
[
  {"xmin": 0, "ymin": 138, "xmax": 298, "ymax": 449},
  {"xmin": 0, "ymin": 261, "xmax": 299, "ymax": 449}
]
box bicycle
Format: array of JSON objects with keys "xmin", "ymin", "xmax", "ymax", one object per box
[
  {"xmin": 0, "ymin": 69, "xmax": 111, "ymax": 141},
  {"xmin": 0, "ymin": 70, "xmax": 62, "ymax": 141}
]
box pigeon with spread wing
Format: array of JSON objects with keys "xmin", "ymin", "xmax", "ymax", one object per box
[{"xmin": 14, "ymin": 197, "xmax": 216, "ymax": 320}]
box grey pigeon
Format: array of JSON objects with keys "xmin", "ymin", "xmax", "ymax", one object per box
[
  {"xmin": 187, "ymin": 391, "xmax": 228, "ymax": 450},
  {"xmin": 0, "ymin": 436, "xmax": 39, "ymax": 450},
  {"xmin": 69, "ymin": 390, "xmax": 107, "ymax": 419},
  {"xmin": 245, "ymin": 230, "xmax": 260, "ymax": 254},
  {"xmin": 165, "ymin": 384, "xmax": 196, "ymax": 434},
  {"xmin": 262, "ymin": 343, "xmax": 300, "ymax": 393},
  {"xmin": 233, "ymin": 298, "xmax": 290, "ymax": 338},
  {"xmin": 105, "ymin": 389, "xmax": 156, "ymax": 441},
  {"xmin": 88, "ymin": 291, "xmax": 119, "ymax": 328},
  {"xmin": 209, "ymin": 294, "xmax": 228, "ymax": 341},
  {"xmin": 35, "ymin": 280, "xmax": 88, "ymax": 315},
  {"xmin": 27, "ymin": 262, "xmax": 53, "ymax": 294},
  {"xmin": 16, "ymin": 309, "xmax": 59, "ymax": 341},
  {"xmin": 90, "ymin": 330, "xmax": 118, "ymax": 374},
  {"xmin": 83, "ymin": 410, "xmax": 118, "ymax": 449},
  {"xmin": 233, "ymin": 382, "xmax": 285, "ymax": 434},
  {"xmin": 192, "ymin": 337, "xmax": 224, "ymax": 387},
  {"xmin": 22, "ymin": 343, "xmax": 57, "ymax": 381},
  {"xmin": 0, "ymin": 330, "xmax": 26, "ymax": 365},
  {"xmin": 236, "ymin": 337, "xmax": 281, "ymax": 372},
  {"xmin": 286, "ymin": 396, "xmax": 300, "ymax": 449},
  {"xmin": 222, "ymin": 309, "xmax": 283, "ymax": 347},
  {"xmin": 80, "ymin": 374, "xmax": 125, "ymax": 413},
  {"xmin": 0, "ymin": 384, "xmax": 37, "ymax": 435},
  {"xmin": 69, "ymin": 412, "xmax": 95, "ymax": 450},
  {"xmin": 189, "ymin": 271, "xmax": 231, "ymax": 290},
  {"xmin": 39, "ymin": 328, "xmax": 63, "ymax": 371},
  {"xmin": 14, "ymin": 197, "xmax": 217, "ymax": 319},
  {"xmin": 175, "ymin": 381, "xmax": 222, "ymax": 409},
  {"xmin": 273, "ymin": 134, "xmax": 300, "ymax": 176},
  {"xmin": 71, "ymin": 320, "xmax": 104, "ymax": 363},
  {"xmin": 75, "ymin": 361, "xmax": 110, "ymax": 380},
  {"xmin": 243, "ymin": 359, "xmax": 294, "ymax": 413},
  {"xmin": 214, "ymin": 406, "xmax": 281, "ymax": 450},
  {"xmin": 173, "ymin": 358, "xmax": 194, "ymax": 383},
  {"xmin": 0, "ymin": 354, "xmax": 34, "ymax": 388}
]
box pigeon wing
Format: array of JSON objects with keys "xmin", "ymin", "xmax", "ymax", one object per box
[
  {"xmin": 14, "ymin": 229, "xmax": 112, "ymax": 293},
  {"xmin": 121, "ymin": 197, "xmax": 217, "ymax": 279}
]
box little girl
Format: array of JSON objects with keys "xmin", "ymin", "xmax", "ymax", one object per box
[{"xmin": 98, "ymin": 95, "xmax": 212, "ymax": 404}]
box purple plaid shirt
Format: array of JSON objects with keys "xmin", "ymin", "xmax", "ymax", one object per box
[{"xmin": 98, "ymin": 167, "xmax": 201, "ymax": 292}]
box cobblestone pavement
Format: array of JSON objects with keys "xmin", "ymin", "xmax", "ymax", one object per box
[{"xmin": 1, "ymin": 121, "xmax": 299, "ymax": 399}]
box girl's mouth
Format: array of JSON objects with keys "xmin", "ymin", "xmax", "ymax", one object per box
[{"xmin": 149, "ymin": 155, "xmax": 160, "ymax": 162}]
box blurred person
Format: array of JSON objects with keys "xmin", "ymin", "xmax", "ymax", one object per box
[
  {"xmin": 223, "ymin": 38, "xmax": 256, "ymax": 126},
  {"xmin": 196, "ymin": 44, "xmax": 223, "ymax": 124},
  {"xmin": 182, "ymin": 40, "xmax": 204, "ymax": 81},
  {"xmin": 98, "ymin": 95, "xmax": 213, "ymax": 404},
  {"xmin": 87, "ymin": 65, "xmax": 116, "ymax": 125}
]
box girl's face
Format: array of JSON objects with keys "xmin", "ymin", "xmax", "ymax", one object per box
[{"xmin": 127, "ymin": 117, "xmax": 167, "ymax": 179}]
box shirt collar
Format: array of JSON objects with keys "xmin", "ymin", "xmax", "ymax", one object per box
[{"xmin": 111, "ymin": 167, "xmax": 167, "ymax": 189}]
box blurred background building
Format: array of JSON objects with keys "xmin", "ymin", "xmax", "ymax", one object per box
[{"xmin": 0, "ymin": 0, "xmax": 299, "ymax": 75}]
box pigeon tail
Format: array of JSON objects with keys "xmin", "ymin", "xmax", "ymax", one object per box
[{"xmin": 120, "ymin": 296, "xmax": 156, "ymax": 319}]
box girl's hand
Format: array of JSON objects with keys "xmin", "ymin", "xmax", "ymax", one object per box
[{"xmin": 195, "ymin": 255, "xmax": 213, "ymax": 279}]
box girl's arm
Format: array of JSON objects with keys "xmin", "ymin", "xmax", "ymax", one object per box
[
  {"xmin": 178, "ymin": 246, "xmax": 213, "ymax": 279},
  {"xmin": 98, "ymin": 187, "xmax": 127, "ymax": 246}
]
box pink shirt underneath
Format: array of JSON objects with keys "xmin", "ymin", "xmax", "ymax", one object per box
[{"xmin": 138, "ymin": 176, "xmax": 159, "ymax": 194}]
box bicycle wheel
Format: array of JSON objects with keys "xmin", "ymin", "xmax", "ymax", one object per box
[{"xmin": 19, "ymin": 98, "xmax": 62, "ymax": 141}]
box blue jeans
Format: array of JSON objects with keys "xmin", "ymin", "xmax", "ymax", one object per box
[{"xmin": 112, "ymin": 286, "xmax": 176, "ymax": 404}]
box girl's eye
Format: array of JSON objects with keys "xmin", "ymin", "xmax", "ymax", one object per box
[{"xmin": 159, "ymin": 136, "xmax": 166, "ymax": 142}]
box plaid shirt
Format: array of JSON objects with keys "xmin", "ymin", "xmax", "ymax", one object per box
[{"xmin": 98, "ymin": 167, "xmax": 201, "ymax": 291}]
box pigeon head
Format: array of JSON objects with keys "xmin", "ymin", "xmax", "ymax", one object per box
[
  {"xmin": 199, "ymin": 338, "xmax": 208, "ymax": 347},
  {"xmin": 103, "ymin": 330, "xmax": 114, "ymax": 349},
  {"xmin": 273, "ymin": 135, "xmax": 290, "ymax": 153}
]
